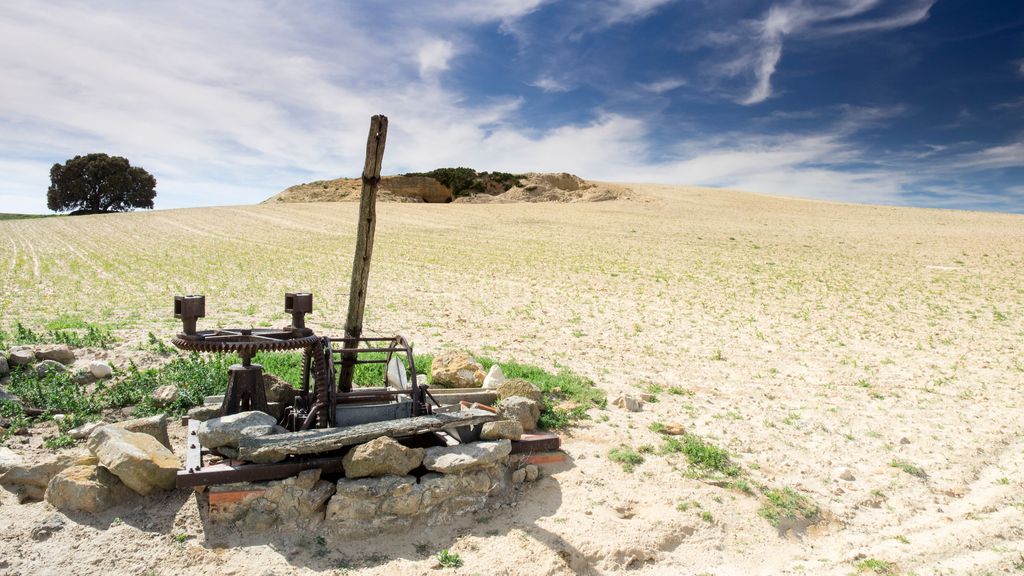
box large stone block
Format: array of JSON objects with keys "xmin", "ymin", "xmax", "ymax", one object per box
[
  {"xmin": 198, "ymin": 410, "xmax": 278, "ymax": 449},
  {"xmin": 430, "ymin": 351, "xmax": 485, "ymax": 388},
  {"xmin": 498, "ymin": 396, "xmax": 541, "ymax": 431},
  {"xmin": 496, "ymin": 379, "xmax": 543, "ymax": 403},
  {"xmin": 480, "ymin": 420, "xmax": 523, "ymax": 441},
  {"xmin": 342, "ymin": 436, "xmax": 424, "ymax": 479},
  {"xmin": 423, "ymin": 440, "xmax": 511, "ymax": 474},
  {"xmin": 35, "ymin": 345, "xmax": 75, "ymax": 365},
  {"xmin": 110, "ymin": 414, "xmax": 171, "ymax": 449},
  {"xmin": 0, "ymin": 453, "xmax": 83, "ymax": 502},
  {"xmin": 87, "ymin": 426, "xmax": 179, "ymax": 495},
  {"xmin": 45, "ymin": 464, "xmax": 132, "ymax": 513},
  {"xmin": 7, "ymin": 348, "xmax": 36, "ymax": 366}
]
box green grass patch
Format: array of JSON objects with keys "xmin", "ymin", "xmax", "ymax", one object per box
[
  {"xmin": 477, "ymin": 357, "xmax": 605, "ymax": 430},
  {"xmin": 853, "ymin": 558, "xmax": 898, "ymax": 575},
  {"xmin": 0, "ymin": 321, "xmax": 116, "ymax": 349},
  {"xmin": 757, "ymin": 486, "xmax": 820, "ymax": 527},
  {"xmin": 661, "ymin": 434, "xmax": 740, "ymax": 477},
  {"xmin": 608, "ymin": 445, "xmax": 644, "ymax": 473}
]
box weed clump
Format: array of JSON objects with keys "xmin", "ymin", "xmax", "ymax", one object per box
[
  {"xmin": 757, "ymin": 486, "xmax": 820, "ymax": 527},
  {"xmin": 609, "ymin": 445, "xmax": 644, "ymax": 472}
]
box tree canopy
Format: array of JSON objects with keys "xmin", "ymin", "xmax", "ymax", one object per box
[{"xmin": 47, "ymin": 153, "xmax": 157, "ymax": 214}]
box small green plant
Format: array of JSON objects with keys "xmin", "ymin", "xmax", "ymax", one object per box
[
  {"xmin": 649, "ymin": 422, "xmax": 666, "ymax": 433},
  {"xmin": 173, "ymin": 533, "xmax": 190, "ymax": 544},
  {"xmin": 661, "ymin": 434, "xmax": 739, "ymax": 477},
  {"xmin": 699, "ymin": 511, "xmax": 714, "ymax": 523},
  {"xmin": 676, "ymin": 500, "xmax": 700, "ymax": 511},
  {"xmin": 895, "ymin": 535, "xmax": 909, "ymax": 544},
  {"xmin": 436, "ymin": 549, "xmax": 463, "ymax": 569},
  {"xmin": 854, "ymin": 558, "xmax": 897, "ymax": 575},
  {"xmin": 608, "ymin": 446, "xmax": 644, "ymax": 473},
  {"xmin": 711, "ymin": 349, "xmax": 725, "ymax": 361},
  {"xmin": 43, "ymin": 434, "xmax": 75, "ymax": 450},
  {"xmin": 666, "ymin": 386, "xmax": 691, "ymax": 396},
  {"xmin": 890, "ymin": 459, "xmax": 927, "ymax": 479},
  {"xmin": 757, "ymin": 487, "xmax": 820, "ymax": 527}
]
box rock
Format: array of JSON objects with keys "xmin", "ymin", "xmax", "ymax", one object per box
[
  {"xmin": 900, "ymin": 437, "xmax": 911, "ymax": 445},
  {"xmin": 35, "ymin": 345, "xmax": 75, "ymax": 365},
  {"xmin": 45, "ymin": 464, "xmax": 132, "ymax": 513},
  {"xmin": 211, "ymin": 469, "xmax": 335, "ymax": 530},
  {"xmin": 72, "ymin": 369, "xmax": 97, "ymax": 385},
  {"xmin": 483, "ymin": 365, "xmax": 505, "ymax": 389},
  {"xmin": 834, "ymin": 467, "xmax": 856, "ymax": 481},
  {"xmin": 423, "ymin": 440, "xmax": 512, "ymax": 474},
  {"xmin": 263, "ymin": 374, "xmax": 296, "ymax": 405},
  {"xmin": 69, "ymin": 421, "xmax": 103, "ymax": 440},
  {"xmin": 198, "ymin": 410, "xmax": 278, "ymax": 449},
  {"xmin": 89, "ymin": 360, "xmax": 113, "ymax": 379},
  {"xmin": 0, "ymin": 355, "xmax": 7, "ymax": 376},
  {"xmin": 342, "ymin": 436, "xmax": 424, "ymax": 479},
  {"xmin": 110, "ymin": 414, "xmax": 171, "ymax": 449},
  {"xmin": 87, "ymin": 427, "xmax": 179, "ymax": 495},
  {"xmin": 512, "ymin": 468, "xmax": 527, "ymax": 484},
  {"xmin": 0, "ymin": 446, "xmax": 24, "ymax": 475},
  {"xmin": 187, "ymin": 404, "xmax": 222, "ymax": 422},
  {"xmin": 0, "ymin": 384, "xmax": 19, "ymax": 404},
  {"xmin": 430, "ymin": 351, "xmax": 485, "ymax": 388},
  {"xmin": 524, "ymin": 464, "xmax": 539, "ymax": 482},
  {"xmin": 7, "ymin": 348, "xmax": 35, "ymax": 366},
  {"xmin": 0, "ymin": 453, "xmax": 82, "ymax": 502},
  {"xmin": 498, "ymin": 396, "xmax": 541, "ymax": 431},
  {"xmin": 480, "ymin": 420, "xmax": 523, "ymax": 441},
  {"xmin": 611, "ymin": 393, "xmax": 643, "ymax": 412},
  {"xmin": 150, "ymin": 385, "xmax": 179, "ymax": 407},
  {"xmin": 496, "ymin": 378, "xmax": 543, "ymax": 403},
  {"xmin": 35, "ymin": 359, "xmax": 68, "ymax": 377},
  {"xmin": 31, "ymin": 513, "xmax": 65, "ymax": 541},
  {"xmin": 386, "ymin": 356, "xmax": 409, "ymax": 390}
]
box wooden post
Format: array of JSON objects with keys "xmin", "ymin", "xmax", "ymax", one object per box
[{"xmin": 338, "ymin": 115, "xmax": 388, "ymax": 393}]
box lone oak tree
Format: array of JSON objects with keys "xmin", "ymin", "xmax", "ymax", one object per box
[{"xmin": 47, "ymin": 153, "xmax": 157, "ymax": 214}]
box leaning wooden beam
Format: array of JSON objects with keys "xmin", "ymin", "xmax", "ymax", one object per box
[
  {"xmin": 239, "ymin": 409, "xmax": 498, "ymax": 464},
  {"xmin": 338, "ymin": 114, "xmax": 388, "ymax": 395}
]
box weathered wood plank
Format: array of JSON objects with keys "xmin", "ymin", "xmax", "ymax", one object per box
[
  {"xmin": 238, "ymin": 409, "xmax": 498, "ymax": 464},
  {"xmin": 176, "ymin": 455, "xmax": 345, "ymax": 488},
  {"xmin": 339, "ymin": 114, "xmax": 388, "ymax": 393}
]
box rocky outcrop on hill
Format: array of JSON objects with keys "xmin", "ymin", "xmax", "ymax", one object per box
[
  {"xmin": 263, "ymin": 175, "xmax": 453, "ymax": 204},
  {"xmin": 263, "ymin": 172, "xmax": 630, "ymax": 204}
]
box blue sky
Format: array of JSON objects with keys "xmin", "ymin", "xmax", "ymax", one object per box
[{"xmin": 1, "ymin": 0, "xmax": 1022, "ymax": 213}]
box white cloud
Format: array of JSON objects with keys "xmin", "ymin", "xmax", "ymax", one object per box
[
  {"xmin": 948, "ymin": 142, "xmax": 1024, "ymax": 170},
  {"xmin": 530, "ymin": 75, "xmax": 572, "ymax": 93},
  {"xmin": 417, "ymin": 39, "xmax": 457, "ymax": 78},
  {"xmin": 719, "ymin": 0, "xmax": 935, "ymax": 105},
  {"xmin": 599, "ymin": 0, "xmax": 677, "ymax": 26},
  {"xmin": 638, "ymin": 78, "xmax": 686, "ymax": 93}
]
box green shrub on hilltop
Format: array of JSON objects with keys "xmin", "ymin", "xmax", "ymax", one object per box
[{"xmin": 402, "ymin": 167, "xmax": 524, "ymax": 198}]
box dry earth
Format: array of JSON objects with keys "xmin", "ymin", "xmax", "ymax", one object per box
[{"xmin": 1, "ymin": 183, "xmax": 1023, "ymax": 575}]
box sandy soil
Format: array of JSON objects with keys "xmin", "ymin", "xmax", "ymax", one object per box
[{"xmin": 1, "ymin": 183, "xmax": 1023, "ymax": 575}]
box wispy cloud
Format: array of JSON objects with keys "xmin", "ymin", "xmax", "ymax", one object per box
[
  {"xmin": 530, "ymin": 75, "xmax": 573, "ymax": 93},
  {"xmin": 716, "ymin": 0, "xmax": 935, "ymax": 105},
  {"xmin": 638, "ymin": 78, "xmax": 687, "ymax": 93}
]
